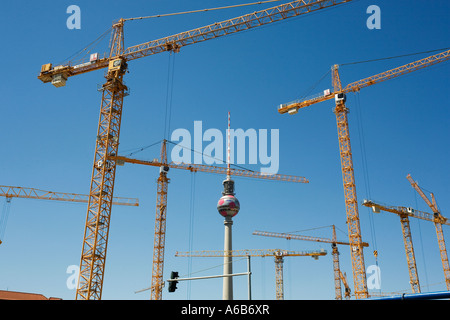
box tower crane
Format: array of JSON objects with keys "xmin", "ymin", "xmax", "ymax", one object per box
[
  {"xmin": 278, "ymin": 48, "xmax": 450, "ymax": 299},
  {"xmin": 113, "ymin": 140, "xmax": 309, "ymax": 183},
  {"xmin": 37, "ymin": 0, "xmax": 354, "ymax": 300},
  {"xmin": 175, "ymin": 248, "xmax": 327, "ymax": 300},
  {"xmin": 0, "ymin": 185, "xmax": 138, "ymax": 207},
  {"xmin": 0, "ymin": 185, "xmax": 138, "ymax": 245},
  {"xmin": 362, "ymin": 199, "xmax": 450, "ymax": 293},
  {"xmin": 252, "ymin": 225, "xmax": 369, "ymax": 299},
  {"xmin": 406, "ymin": 174, "xmax": 450, "ymax": 290},
  {"xmin": 113, "ymin": 139, "xmax": 309, "ymax": 300},
  {"xmin": 339, "ymin": 270, "xmax": 351, "ymax": 300}
]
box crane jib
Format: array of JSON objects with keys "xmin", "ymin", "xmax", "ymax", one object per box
[{"xmin": 38, "ymin": 0, "xmax": 354, "ymax": 85}]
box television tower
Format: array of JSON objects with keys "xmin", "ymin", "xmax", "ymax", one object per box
[{"xmin": 217, "ymin": 112, "xmax": 240, "ymax": 300}]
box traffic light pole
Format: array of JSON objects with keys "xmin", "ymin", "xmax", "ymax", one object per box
[
  {"xmin": 167, "ymin": 271, "xmax": 252, "ymax": 300},
  {"xmin": 167, "ymin": 272, "xmax": 250, "ymax": 282}
]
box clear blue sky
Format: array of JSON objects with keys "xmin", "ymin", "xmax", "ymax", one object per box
[{"xmin": 0, "ymin": 0, "xmax": 449, "ymax": 300}]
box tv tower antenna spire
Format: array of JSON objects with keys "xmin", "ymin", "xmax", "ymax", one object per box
[
  {"xmin": 227, "ymin": 111, "xmax": 231, "ymax": 178},
  {"xmin": 217, "ymin": 111, "xmax": 240, "ymax": 300}
]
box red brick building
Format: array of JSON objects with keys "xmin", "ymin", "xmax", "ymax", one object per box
[{"xmin": 0, "ymin": 290, "xmax": 61, "ymax": 300}]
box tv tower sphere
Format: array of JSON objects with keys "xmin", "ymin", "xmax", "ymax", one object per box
[
  {"xmin": 218, "ymin": 112, "xmax": 240, "ymax": 219},
  {"xmin": 217, "ymin": 194, "xmax": 240, "ymax": 218}
]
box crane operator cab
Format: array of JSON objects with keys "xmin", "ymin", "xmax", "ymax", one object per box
[
  {"xmin": 108, "ymin": 58, "xmax": 128, "ymax": 74},
  {"xmin": 335, "ymin": 93, "xmax": 346, "ymax": 103}
]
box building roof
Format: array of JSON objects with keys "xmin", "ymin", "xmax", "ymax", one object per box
[{"xmin": 0, "ymin": 290, "xmax": 61, "ymax": 300}]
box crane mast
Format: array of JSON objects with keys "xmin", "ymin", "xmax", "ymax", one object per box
[
  {"xmin": 274, "ymin": 253, "xmax": 285, "ymax": 300},
  {"xmin": 339, "ymin": 270, "xmax": 351, "ymax": 299},
  {"xmin": 151, "ymin": 141, "xmax": 170, "ymax": 300},
  {"xmin": 330, "ymin": 226, "xmax": 342, "ymax": 300},
  {"xmin": 332, "ymin": 64, "xmax": 368, "ymax": 299},
  {"xmin": 398, "ymin": 213, "xmax": 420, "ymax": 293},
  {"xmin": 38, "ymin": 0, "xmax": 355, "ymax": 300},
  {"xmin": 76, "ymin": 21, "xmax": 127, "ymax": 300}
]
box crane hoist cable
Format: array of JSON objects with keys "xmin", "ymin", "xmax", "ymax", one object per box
[
  {"xmin": 353, "ymin": 93, "xmax": 382, "ymax": 296},
  {"xmin": 120, "ymin": 140, "xmax": 163, "ymax": 157},
  {"xmin": 0, "ymin": 197, "xmax": 12, "ymax": 244},
  {"xmin": 412, "ymin": 188, "xmax": 430, "ymax": 291},
  {"xmin": 124, "ymin": 0, "xmax": 283, "ymax": 21},
  {"xmin": 297, "ymin": 69, "xmax": 331, "ymax": 101},
  {"xmin": 187, "ymin": 171, "xmax": 196, "ymax": 299},
  {"xmin": 120, "ymin": 136, "xmax": 265, "ymax": 173},
  {"xmin": 353, "ymin": 92, "xmax": 379, "ymax": 261},
  {"xmin": 57, "ymin": 26, "xmax": 113, "ymax": 67},
  {"xmin": 165, "ymin": 140, "xmax": 256, "ymax": 173},
  {"xmin": 340, "ymin": 47, "xmax": 450, "ymax": 67},
  {"xmin": 286, "ymin": 224, "xmax": 334, "ymax": 235},
  {"xmin": 164, "ymin": 52, "xmax": 176, "ymax": 141}
]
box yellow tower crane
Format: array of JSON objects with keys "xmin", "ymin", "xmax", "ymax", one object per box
[
  {"xmin": 362, "ymin": 199, "xmax": 450, "ymax": 293},
  {"xmin": 252, "ymin": 225, "xmax": 369, "ymax": 299},
  {"xmin": 406, "ymin": 174, "xmax": 450, "ymax": 290},
  {"xmin": 113, "ymin": 139, "xmax": 308, "ymax": 300},
  {"xmin": 278, "ymin": 49, "xmax": 450, "ymax": 299},
  {"xmin": 0, "ymin": 185, "xmax": 138, "ymax": 207},
  {"xmin": 37, "ymin": 0, "xmax": 355, "ymax": 300},
  {"xmin": 339, "ymin": 270, "xmax": 351, "ymax": 300},
  {"xmin": 0, "ymin": 185, "xmax": 138, "ymax": 245},
  {"xmin": 175, "ymin": 248, "xmax": 327, "ymax": 300}
]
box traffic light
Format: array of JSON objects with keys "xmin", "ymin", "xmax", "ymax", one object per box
[{"xmin": 168, "ymin": 271, "xmax": 179, "ymax": 292}]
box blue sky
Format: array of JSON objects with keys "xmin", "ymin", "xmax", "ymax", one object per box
[{"xmin": 0, "ymin": 0, "xmax": 449, "ymax": 300}]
